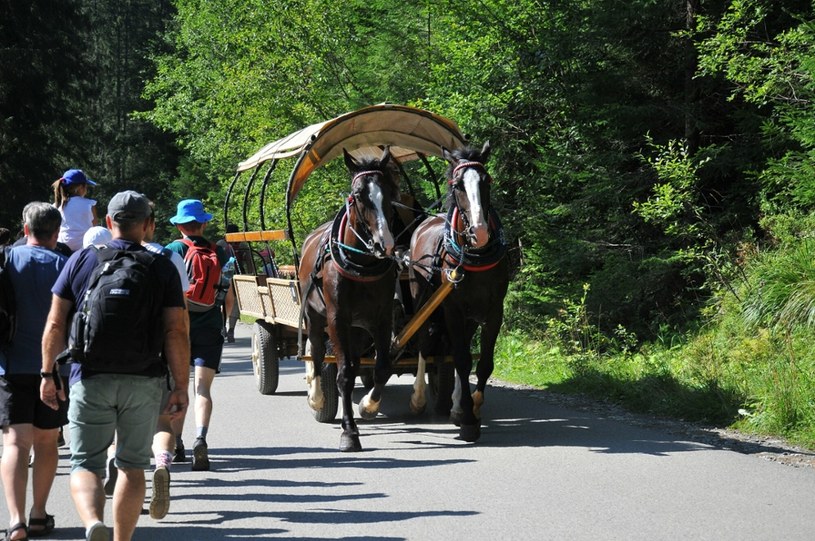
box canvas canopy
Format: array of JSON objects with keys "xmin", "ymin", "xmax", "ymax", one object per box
[{"xmin": 236, "ymin": 103, "xmax": 466, "ymax": 204}]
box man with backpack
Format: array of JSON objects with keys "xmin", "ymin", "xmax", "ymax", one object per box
[
  {"xmin": 40, "ymin": 191, "xmax": 189, "ymax": 541},
  {"xmin": 165, "ymin": 199, "xmax": 234, "ymax": 471}
]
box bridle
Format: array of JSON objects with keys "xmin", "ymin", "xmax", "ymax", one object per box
[
  {"xmin": 442, "ymin": 161, "xmax": 506, "ymax": 274},
  {"xmin": 327, "ymin": 169, "xmax": 397, "ymax": 281}
]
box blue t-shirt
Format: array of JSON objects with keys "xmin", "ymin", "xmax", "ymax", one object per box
[
  {"xmin": 165, "ymin": 235, "xmax": 229, "ymax": 331},
  {"xmin": 0, "ymin": 245, "xmax": 67, "ymax": 375},
  {"xmin": 51, "ymin": 239, "xmax": 186, "ymax": 383}
]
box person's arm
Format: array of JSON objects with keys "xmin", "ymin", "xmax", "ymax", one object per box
[
  {"xmin": 40, "ymin": 294, "xmax": 71, "ymax": 410},
  {"xmin": 162, "ymin": 305, "xmax": 190, "ymax": 420}
]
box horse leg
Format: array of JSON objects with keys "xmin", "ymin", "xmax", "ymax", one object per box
[
  {"xmin": 306, "ymin": 323, "xmax": 326, "ymax": 412},
  {"xmin": 359, "ymin": 325, "xmax": 391, "ymax": 420},
  {"xmin": 453, "ymin": 323, "xmax": 480, "ymax": 442},
  {"xmin": 331, "ymin": 323, "xmax": 361, "ymax": 452},
  {"xmin": 450, "ymin": 373, "xmax": 463, "ymax": 425},
  {"xmin": 472, "ymin": 316, "xmax": 501, "ymax": 420},
  {"xmin": 409, "ymin": 353, "xmax": 427, "ymax": 415}
]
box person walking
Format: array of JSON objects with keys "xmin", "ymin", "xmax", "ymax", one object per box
[
  {"xmin": 1, "ymin": 203, "xmax": 68, "ymax": 541},
  {"xmin": 51, "ymin": 169, "xmax": 98, "ymax": 252},
  {"xmin": 165, "ymin": 199, "xmax": 234, "ymax": 471},
  {"xmin": 40, "ymin": 191, "xmax": 189, "ymax": 541},
  {"xmin": 143, "ymin": 203, "xmax": 189, "ymax": 520}
]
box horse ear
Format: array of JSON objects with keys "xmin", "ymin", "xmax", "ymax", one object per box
[
  {"xmin": 343, "ymin": 148, "xmax": 358, "ymax": 171},
  {"xmin": 379, "ymin": 146, "xmax": 392, "ymax": 168},
  {"xmin": 480, "ymin": 141, "xmax": 491, "ymax": 163},
  {"xmin": 442, "ymin": 146, "xmax": 456, "ymax": 164}
]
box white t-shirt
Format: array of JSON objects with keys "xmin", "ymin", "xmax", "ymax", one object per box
[
  {"xmin": 145, "ymin": 242, "xmax": 190, "ymax": 291},
  {"xmin": 57, "ymin": 196, "xmax": 96, "ymax": 252}
]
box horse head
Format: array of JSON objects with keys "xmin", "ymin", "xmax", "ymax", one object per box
[
  {"xmin": 443, "ymin": 141, "xmax": 492, "ymax": 249},
  {"xmin": 342, "ymin": 146, "xmax": 400, "ymax": 258}
]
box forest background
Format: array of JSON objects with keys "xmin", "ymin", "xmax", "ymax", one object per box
[{"xmin": 2, "ymin": 0, "xmax": 815, "ymax": 447}]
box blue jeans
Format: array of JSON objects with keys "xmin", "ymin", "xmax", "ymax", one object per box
[{"xmin": 68, "ymin": 374, "xmax": 163, "ymax": 475}]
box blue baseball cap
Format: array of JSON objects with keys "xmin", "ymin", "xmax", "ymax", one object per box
[
  {"xmin": 61, "ymin": 169, "xmax": 97, "ymax": 186},
  {"xmin": 169, "ymin": 199, "xmax": 213, "ymax": 224}
]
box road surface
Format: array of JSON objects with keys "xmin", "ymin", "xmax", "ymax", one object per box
[{"xmin": 3, "ymin": 322, "xmax": 815, "ymax": 540}]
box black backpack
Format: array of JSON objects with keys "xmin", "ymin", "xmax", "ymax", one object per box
[
  {"xmin": 69, "ymin": 247, "xmax": 164, "ymax": 372},
  {"xmin": 0, "ymin": 247, "xmax": 15, "ymax": 347}
]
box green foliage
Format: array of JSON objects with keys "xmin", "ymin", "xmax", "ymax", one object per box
[
  {"xmin": 0, "ymin": 1, "xmax": 93, "ymax": 228},
  {"xmin": 741, "ymin": 238, "xmax": 815, "ymax": 331}
]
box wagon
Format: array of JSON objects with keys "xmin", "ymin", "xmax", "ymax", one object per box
[{"xmin": 224, "ymin": 103, "xmax": 469, "ymax": 420}]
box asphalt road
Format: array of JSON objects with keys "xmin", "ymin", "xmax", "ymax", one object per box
[{"xmin": 3, "ymin": 322, "xmax": 815, "ymax": 540}]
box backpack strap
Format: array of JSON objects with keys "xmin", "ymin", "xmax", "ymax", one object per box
[{"xmin": 179, "ymin": 237, "xmax": 214, "ymax": 251}]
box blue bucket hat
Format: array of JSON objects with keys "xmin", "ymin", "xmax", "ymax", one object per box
[
  {"xmin": 61, "ymin": 169, "xmax": 97, "ymax": 186},
  {"xmin": 169, "ymin": 199, "xmax": 213, "ymax": 224}
]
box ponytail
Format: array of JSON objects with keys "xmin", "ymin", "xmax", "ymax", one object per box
[{"xmin": 51, "ymin": 178, "xmax": 82, "ymax": 208}]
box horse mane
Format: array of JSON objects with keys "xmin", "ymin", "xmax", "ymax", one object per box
[{"xmin": 443, "ymin": 145, "xmax": 489, "ymax": 180}]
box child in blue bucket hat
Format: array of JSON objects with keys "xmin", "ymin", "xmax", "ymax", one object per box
[{"xmin": 51, "ymin": 169, "xmax": 99, "ymax": 252}]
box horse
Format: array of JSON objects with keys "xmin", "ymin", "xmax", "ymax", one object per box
[
  {"xmin": 298, "ymin": 146, "xmax": 400, "ymax": 452},
  {"xmin": 408, "ymin": 141, "xmax": 509, "ymax": 442}
]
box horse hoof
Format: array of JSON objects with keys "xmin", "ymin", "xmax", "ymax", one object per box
[
  {"xmin": 358, "ymin": 396, "xmax": 380, "ymax": 420},
  {"xmin": 410, "ymin": 398, "xmax": 427, "ymax": 416},
  {"xmin": 459, "ymin": 423, "xmax": 481, "ymax": 442},
  {"xmin": 340, "ymin": 433, "xmax": 362, "ymax": 452},
  {"xmin": 358, "ymin": 405, "xmax": 378, "ymax": 420},
  {"xmin": 308, "ymin": 395, "xmax": 325, "ymax": 412}
]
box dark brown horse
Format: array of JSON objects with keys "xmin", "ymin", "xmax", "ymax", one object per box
[
  {"xmin": 298, "ymin": 147, "xmax": 400, "ymax": 452},
  {"xmin": 409, "ymin": 141, "xmax": 509, "ymax": 442}
]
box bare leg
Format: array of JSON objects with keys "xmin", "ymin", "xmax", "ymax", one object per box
[
  {"xmin": 112, "ymin": 468, "xmax": 145, "ymax": 541},
  {"xmin": 29, "ymin": 427, "xmax": 60, "ymax": 527},
  {"xmin": 152, "ymin": 415, "xmax": 174, "ymax": 460},
  {"xmin": 70, "ymin": 470, "xmax": 106, "ymax": 530},
  {"xmin": 194, "ymin": 366, "xmax": 216, "ymax": 430},
  {"xmin": 2, "ymin": 424, "xmax": 32, "ymax": 538}
]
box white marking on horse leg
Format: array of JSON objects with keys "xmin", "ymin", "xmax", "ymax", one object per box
[
  {"xmin": 451, "ymin": 374, "xmax": 464, "ymax": 418},
  {"xmin": 368, "ymin": 179, "xmax": 395, "ymax": 256},
  {"xmin": 463, "ymin": 171, "xmax": 488, "ymax": 248},
  {"xmin": 306, "ymin": 361, "xmax": 324, "ymax": 411},
  {"xmin": 410, "ymin": 353, "xmax": 427, "ymax": 414},
  {"xmin": 359, "ymin": 388, "xmax": 381, "ymax": 417}
]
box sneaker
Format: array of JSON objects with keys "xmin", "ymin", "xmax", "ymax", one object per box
[
  {"xmin": 191, "ymin": 437, "xmax": 209, "ymax": 471},
  {"xmin": 86, "ymin": 521, "xmax": 110, "ymax": 541},
  {"xmin": 173, "ymin": 442, "xmax": 187, "ymax": 463},
  {"xmin": 103, "ymin": 457, "xmax": 117, "ymax": 496},
  {"xmin": 149, "ymin": 466, "xmax": 171, "ymax": 519}
]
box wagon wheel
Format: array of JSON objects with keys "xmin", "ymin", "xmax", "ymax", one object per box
[
  {"xmin": 430, "ymin": 359, "xmax": 455, "ymax": 415},
  {"xmin": 252, "ymin": 320, "xmax": 279, "ymax": 395},
  {"xmin": 305, "ymin": 339, "xmax": 339, "ymax": 423}
]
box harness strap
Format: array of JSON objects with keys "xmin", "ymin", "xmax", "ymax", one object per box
[
  {"xmin": 442, "ymin": 206, "xmax": 507, "ymax": 272},
  {"xmin": 328, "ymin": 207, "xmax": 395, "ymax": 282}
]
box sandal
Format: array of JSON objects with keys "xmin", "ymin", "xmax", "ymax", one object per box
[
  {"xmin": 26, "ymin": 514, "xmax": 53, "ymax": 538},
  {"xmin": 4, "ymin": 522, "xmax": 28, "ymax": 541}
]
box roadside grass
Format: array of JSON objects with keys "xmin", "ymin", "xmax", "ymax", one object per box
[{"xmin": 492, "ymin": 328, "xmax": 815, "ymax": 449}]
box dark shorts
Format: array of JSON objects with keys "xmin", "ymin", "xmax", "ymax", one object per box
[
  {"xmin": 190, "ymin": 326, "xmax": 224, "ymax": 372},
  {"xmin": 0, "ymin": 374, "xmax": 68, "ymax": 429}
]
